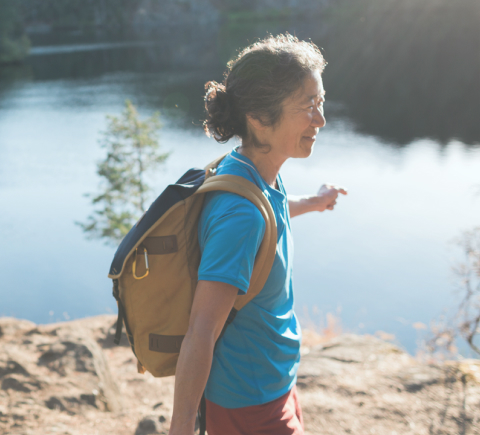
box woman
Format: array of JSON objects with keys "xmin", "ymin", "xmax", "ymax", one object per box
[{"xmin": 169, "ymin": 34, "xmax": 347, "ymax": 435}]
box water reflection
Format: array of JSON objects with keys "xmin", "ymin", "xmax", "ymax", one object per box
[{"xmin": 321, "ymin": 0, "xmax": 480, "ymax": 146}]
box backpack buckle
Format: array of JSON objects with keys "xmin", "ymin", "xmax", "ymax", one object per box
[{"xmin": 132, "ymin": 247, "xmax": 149, "ymax": 280}]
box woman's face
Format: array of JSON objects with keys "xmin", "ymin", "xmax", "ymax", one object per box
[{"xmin": 264, "ymin": 70, "xmax": 326, "ymax": 159}]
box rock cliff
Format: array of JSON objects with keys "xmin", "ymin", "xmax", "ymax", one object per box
[{"xmin": 1, "ymin": 316, "xmax": 479, "ymax": 434}]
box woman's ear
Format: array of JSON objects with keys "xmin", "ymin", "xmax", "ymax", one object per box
[{"xmin": 246, "ymin": 114, "xmax": 267, "ymax": 132}]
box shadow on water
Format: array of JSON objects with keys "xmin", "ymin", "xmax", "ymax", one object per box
[
  {"xmin": 321, "ymin": 0, "xmax": 480, "ymax": 147},
  {"xmin": 1, "ymin": 0, "xmax": 479, "ymax": 147}
]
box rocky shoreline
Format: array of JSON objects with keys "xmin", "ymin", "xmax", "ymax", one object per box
[{"xmin": 1, "ymin": 315, "xmax": 479, "ymax": 435}]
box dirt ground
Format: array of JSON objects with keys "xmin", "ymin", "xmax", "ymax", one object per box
[{"xmin": 1, "ymin": 315, "xmax": 479, "ymax": 435}]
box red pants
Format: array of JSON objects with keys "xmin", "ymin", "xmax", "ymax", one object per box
[{"xmin": 206, "ymin": 386, "xmax": 304, "ymax": 435}]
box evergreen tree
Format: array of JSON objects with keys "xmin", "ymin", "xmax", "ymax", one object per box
[{"xmin": 78, "ymin": 100, "xmax": 168, "ymax": 244}]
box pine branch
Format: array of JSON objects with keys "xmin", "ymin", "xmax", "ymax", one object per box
[{"xmin": 77, "ymin": 100, "xmax": 169, "ymax": 245}]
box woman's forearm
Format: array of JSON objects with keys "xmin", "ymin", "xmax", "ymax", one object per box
[
  {"xmin": 288, "ymin": 184, "xmax": 347, "ymax": 217},
  {"xmin": 288, "ymin": 194, "xmax": 321, "ymax": 217},
  {"xmin": 169, "ymin": 329, "xmax": 215, "ymax": 434},
  {"xmin": 168, "ymin": 280, "xmax": 238, "ymax": 434}
]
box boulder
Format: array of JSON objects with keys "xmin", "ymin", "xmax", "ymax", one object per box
[
  {"xmin": 135, "ymin": 415, "xmax": 167, "ymax": 434},
  {"xmin": 36, "ymin": 331, "xmax": 122, "ymax": 412}
]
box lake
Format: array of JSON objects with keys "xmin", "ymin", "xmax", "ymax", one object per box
[{"xmin": 1, "ymin": 14, "xmax": 479, "ymax": 355}]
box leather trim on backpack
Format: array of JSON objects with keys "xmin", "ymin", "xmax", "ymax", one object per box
[
  {"xmin": 138, "ymin": 235, "xmax": 178, "ymax": 255},
  {"xmin": 149, "ymin": 333, "xmax": 185, "ymax": 353}
]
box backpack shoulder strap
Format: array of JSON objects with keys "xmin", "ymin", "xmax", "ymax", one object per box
[
  {"xmin": 195, "ymin": 174, "xmax": 277, "ymax": 311},
  {"xmin": 204, "ymin": 152, "xmax": 229, "ymax": 177}
]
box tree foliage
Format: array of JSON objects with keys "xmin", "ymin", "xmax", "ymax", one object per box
[
  {"xmin": 17, "ymin": 0, "xmax": 143, "ymax": 35},
  {"xmin": 0, "ymin": 0, "xmax": 30, "ymax": 64},
  {"xmin": 78, "ymin": 100, "xmax": 168, "ymax": 245}
]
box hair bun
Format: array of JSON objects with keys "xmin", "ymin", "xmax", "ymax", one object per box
[{"xmin": 203, "ymin": 81, "xmax": 237, "ymax": 143}]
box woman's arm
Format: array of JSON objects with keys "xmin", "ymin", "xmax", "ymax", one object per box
[
  {"xmin": 168, "ymin": 280, "xmax": 238, "ymax": 435},
  {"xmin": 288, "ymin": 183, "xmax": 348, "ymax": 218}
]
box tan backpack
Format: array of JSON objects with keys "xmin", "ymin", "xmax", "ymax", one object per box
[{"xmin": 108, "ymin": 155, "xmax": 277, "ymax": 377}]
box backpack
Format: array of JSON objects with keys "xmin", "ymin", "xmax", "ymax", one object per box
[{"xmin": 108, "ymin": 154, "xmax": 277, "ymax": 377}]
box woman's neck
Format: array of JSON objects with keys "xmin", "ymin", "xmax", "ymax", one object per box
[{"xmin": 237, "ymin": 144, "xmax": 286, "ymax": 189}]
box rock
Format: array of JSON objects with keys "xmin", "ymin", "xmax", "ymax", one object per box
[
  {"xmin": 1, "ymin": 316, "xmax": 479, "ymax": 435},
  {"xmin": 45, "ymin": 396, "xmax": 68, "ymax": 412},
  {"xmin": 0, "ymin": 318, "xmax": 36, "ymax": 339},
  {"xmin": 79, "ymin": 335, "xmax": 123, "ymax": 413},
  {"xmin": 100, "ymin": 320, "xmax": 130, "ymax": 348},
  {"xmin": 36, "ymin": 333, "xmax": 122, "ymax": 412},
  {"xmin": 38, "ymin": 340, "xmax": 96, "ymax": 375},
  {"xmin": 397, "ymin": 364, "xmax": 444, "ymax": 392},
  {"xmin": 298, "ymin": 334, "xmax": 411, "ymax": 385},
  {"xmin": 43, "ymin": 392, "xmax": 108, "ymax": 415},
  {"xmin": 1, "ymin": 375, "xmax": 32, "ymax": 392},
  {"xmin": 448, "ymin": 359, "xmax": 480, "ymax": 384},
  {"xmin": 135, "ymin": 415, "xmax": 166, "ymax": 434},
  {"xmin": 0, "ymin": 360, "xmax": 29, "ymax": 378},
  {"xmin": 312, "ymin": 334, "xmax": 404, "ymax": 364},
  {"xmin": 80, "ymin": 393, "xmax": 99, "ymax": 408}
]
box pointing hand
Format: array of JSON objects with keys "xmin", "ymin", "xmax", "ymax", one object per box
[{"xmin": 316, "ymin": 184, "xmax": 348, "ymax": 211}]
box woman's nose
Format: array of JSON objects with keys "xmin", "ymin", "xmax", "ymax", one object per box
[{"xmin": 312, "ymin": 106, "xmax": 326, "ymax": 128}]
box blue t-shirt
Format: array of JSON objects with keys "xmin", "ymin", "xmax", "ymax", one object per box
[{"xmin": 198, "ymin": 148, "xmax": 301, "ymax": 408}]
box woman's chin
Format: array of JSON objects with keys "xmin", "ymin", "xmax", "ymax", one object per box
[{"xmin": 297, "ymin": 141, "xmax": 315, "ymax": 158}]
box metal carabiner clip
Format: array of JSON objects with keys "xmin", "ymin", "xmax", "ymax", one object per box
[{"xmin": 132, "ymin": 246, "xmax": 149, "ymax": 280}]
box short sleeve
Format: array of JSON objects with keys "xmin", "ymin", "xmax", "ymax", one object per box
[{"xmin": 198, "ymin": 191, "xmax": 266, "ymax": 294}]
